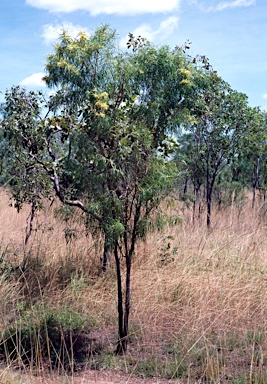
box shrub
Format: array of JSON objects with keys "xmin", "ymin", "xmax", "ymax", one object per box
[{"xmin": 0, "ymin": 304, "xmax": 97, "ymax": 370}]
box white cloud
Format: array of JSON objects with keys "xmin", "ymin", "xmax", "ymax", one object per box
[
  {"xmin": 26, "ymin": 0, "xmax": 180, "ymax": 15},
  {"xmin": 157, "ymin": 17, "xmax": 179, "ymax": 39},
  {"xmin": 120, "ymin": 17, "xmax": 179, "ymax": 48},
  {"xmin": 216, "ymin": 0, "xmax": 255, "ymax": 11},
  {"xmin": 19, "ymin": 72, "xmax": 46, "ymax": 87},
  {"xmin": 42, "ymin": 22, "xmax": 89, "ymax": 45},
  {"xmin": 192, "ymin": 0, "xmax": 255, "ymax": 12},
  {"xmin": 262, "ymin": 94, "xmax": 267, "ymax": 100}
]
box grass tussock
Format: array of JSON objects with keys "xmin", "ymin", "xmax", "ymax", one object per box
[{"xmin": 0, "ymin": 190, "xmax": 267, "ymax": 382}]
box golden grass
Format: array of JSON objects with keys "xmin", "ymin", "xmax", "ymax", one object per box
[{"xmin": 1, "ymin": 189, "xmax": 267, "ymax": 382}]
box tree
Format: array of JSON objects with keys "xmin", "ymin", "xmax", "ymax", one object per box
[
  {"xmin": 1, "ymin": 26, "xmax": 201, "ymax": 353},
  {"xmin": 179, "ymin": 72, "xmax": 265, "ymax": 227},
  {"xmin": 0, "ymin": 88, "xmax": 55, "ymax": 243},
  {"xmin": 175, "ymin": 131, "xmax": 206, "ymax": 222},
  {"xmin": 232, "ymin": 110, "xmax": 267, "ymax": 208},
  {"xmin": 42, "ymin": 26, "xmax": 200, "ymax": 269}
]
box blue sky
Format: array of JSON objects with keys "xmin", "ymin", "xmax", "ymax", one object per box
[{"xmin": 1, "ymin": 0, "xmax": 266, "ymax": 109}]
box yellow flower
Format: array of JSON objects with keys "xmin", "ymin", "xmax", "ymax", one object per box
[
  {"xmin": 180, "ymin": 79, "xmax": 193, "ymax": 86},
  {"xmin": 94, "ymin": 91, "xmax": 108, "ymax": 100},
  {"xmin": 95, "ymin": 112, "xmax": 106, "ymax": 118},
  {"xmin": 57, "ymin": 60, "xmax": 65, "ymax": 68},
  {"xmin": 95, "ymin": 101, "xmax": 109, "ymax": 110},
  {"xmin": 179, "ymin": 68, "xmax": 191, "ymax": 78},
  {"xmin": 78, "ymin": 31, "xmax": 89, "ymax": 42},
  {"xmin": 93, "ymin": 91, "xmax": 109, "ymax": 112},
  {"xmin": 100, "ymin": 91, "xmax": 108, "ymax": 99}
]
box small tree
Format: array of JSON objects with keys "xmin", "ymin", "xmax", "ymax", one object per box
[
  {"xmin": 1, "ymin": 26, "xmax": 203, "ymax": 353},
  {"xmin": 1, "ymin": 85, "xmax": 177, "ymax": 354},
  {"xmin": 179, "ymin": 72, "xmax": 265, "ymax": 227}
]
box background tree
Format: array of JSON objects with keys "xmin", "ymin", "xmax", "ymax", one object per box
[
  {"xmin": 177, "ymin": 72, "xmax": 265, "ymax": 227},
  {"xmin": 231, "ymin": 110, "xmax": 267, "ymax": 208},
  {"xmin": 0, "ymin": 88, "xmax": 55, "ymax": 243}
]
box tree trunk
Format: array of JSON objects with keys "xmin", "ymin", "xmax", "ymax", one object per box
[
  {"xmin": 183, "ymin": 177, "xmax": 188, "ymax": 195},
  {"xmin": 252, "ymin": 158, "xmax": 259, "ymax": 209},
  {"xmin": 114, "ymin": 245, "xmax": 132, "ymax": 354},
  {"xmin": 193, "ymin": 184, "xmax": 201, "ymax": 223},
  {"xmin": 114, "ymin": 243, "xmax": 125, "ymax": 354},
  {"xmin": 206, "ymin": 164, "xmax": 217, "ymax": 229},
  {"xmin": 206, "ymin": 176, "xmax": 216, "ymax": 229},
  {"xmin": 207, "ymin": 189, "xmax": 211, "ymax": 228},
  {"xmin": 25, "ymin": 197, "xmax": 37, "ymax": 246},
  {"xmin": 114, "ymin": 204, "xmax": 140, "ymax": 354},
  {"xmin": 206, "ymin": 168, "xmax": 212, "ymax": 229},
  {"xmin": 123, "ymin": 252, "xmax": 131, "ymax": 352},
  {"xmin": 101, "ymin": 236, "xmax": 112, "ymax": 272}
]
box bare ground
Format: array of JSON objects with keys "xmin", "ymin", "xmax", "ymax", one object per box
[{"xmin": 0, "ymin": 368, "xmax": 182, "ymax": 384}]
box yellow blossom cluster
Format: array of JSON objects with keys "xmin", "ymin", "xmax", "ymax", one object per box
[
  {"xmin": 78, "ymin": 31, "xmax": 89, "ymax": 43},
  {"xmin": 179, "ymin": 68, "xmax": 191, "ymax": 78},
  {"xmin": 180, "ymin": 79, "xmax": 193, "ymax": 86},
  {"xmin": 93, "ymin": 91, "xmax": 109, "ymax": 117}
]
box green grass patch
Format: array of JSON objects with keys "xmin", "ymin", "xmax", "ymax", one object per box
[{"xmin": 0, "ymin": 304, "xmax": 97, "ymax": 371}]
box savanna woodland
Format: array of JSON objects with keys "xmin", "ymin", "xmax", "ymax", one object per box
[{"xmin": 0, "ymin": 25, "xmax": 267, "ymax": 383}]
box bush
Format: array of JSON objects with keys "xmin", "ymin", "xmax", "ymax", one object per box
[{"xmin": 0, "ymin": 304, "xmax": 97, "ymax": 370}]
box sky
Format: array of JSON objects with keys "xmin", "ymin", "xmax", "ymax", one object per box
[{"xmin": 0, "ymin": 0, "xmax": 266, "ymax": 109}]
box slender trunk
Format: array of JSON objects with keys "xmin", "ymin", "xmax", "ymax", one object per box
[
  {"xmin": 121, "ymin": 204, "xmax": 140, "ymax": 352},
  {"xmin": 206, "ymin": 177, "xmax": 216, "ymax": 229},
  {"xmin": 206, "ymin": 178, "xmax": 216, "ymax": 229},
  {"xmin": 193, "ymin": 186, "xmax": 197, "ymax": 224},
  {"xmin": 183, "ymin": 177, "xmax": 188, "ymax": 195},
  {"xmin": 193, "ymin": 184, "xmax": 201, "ymax": 223},
  {"xmin": 114, "ymin": 243, "xmax": 125, "ymax": 354},
  {"xmin": 206, "ymin": 163, "xmax": 217, "ymax": 229},
  {"xmin": 114, "ymin": 201, "xmax": 140, "ymax": 355},
  {"xmin": 102, "ymin": 236, "xmax": 112, "ymax": 272},
  {"xmin": 252, "ymin": 158, "xmax": 259, "ymax": 209},
  {"xmin": 206, "ymin": 187, "xmax": 211, "ymax": 228},
  {"xmin": 123, "ymin": 251, "xmax": 132, "ymax": 352},
  {"xmin": 25, "ymin": 197, "xmax": 37, "ymax": 246},
  {"xmin": 206, "ymin": 164, "xmax": 212, "ymax": 228},
  {"xmin": 115, "ymin": 239, "xmax": 133, "ymax": 354}
]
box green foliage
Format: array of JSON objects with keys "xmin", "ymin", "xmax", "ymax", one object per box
[
  {"xmin": 0, "ymin": 25, "xmax": 188, "ymax": 257},
  {"xmin": 0, "ymin": 88, "xmax": 53, "ymax": 213},
  {"xmin": 2, "ymin": 23, "xmax": 265, "ymax": 356},
  {"xmin": 0, "ymin": 245, "xmax": 20, "ymax": 278},
  {"xmin": 157, "ymin": 235, "xmax": 180, "ymax": 266},
  {"xmin": 176, "ymin": 72, "xmax": 266, "ymax": 225},
  {"xmin": 130, "ymin": 356, "xmax": 186, "ymax": 379},
  {"xmin": 0, "ymin": 24, "xmax": 191, "ymax": 354},
  {"xmin": 0, "ymin": 304, "xmax": 91, "ymax": 369}
]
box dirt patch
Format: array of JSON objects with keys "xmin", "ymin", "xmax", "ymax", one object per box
[{"xmin": 1, "ymin": 368, "xmax": 182, "ymax": 384}]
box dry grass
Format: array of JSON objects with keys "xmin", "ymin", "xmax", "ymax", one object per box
[{"xmin": 0, "ymin": 189, "xmax": 267, "ymax": 383}]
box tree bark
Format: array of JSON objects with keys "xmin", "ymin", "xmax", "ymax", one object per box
[
  {"xmin": 114, "ymin": 243, "xmax": 125, "ymax": 354},
  {"xmin": 206, "ymin": 188, "xmax": 211, "ymax": 228},
  {"xmin": 25, "ymin": 197, "xmax": 37, "ymax": 246},
  {"xmin": 122, "ymin": 251, "xmax": 131, "ymax": 352},
  {"xmin": 206, "ymin": 165, "xmax": 212, "ymax": 228},
  {"xmin": 252, "ymin": 158, "xmax": 259, "ymax": 209},
  {"xmin": 102, "ymin": 237, "xmax": 112, "ymax": 272}
]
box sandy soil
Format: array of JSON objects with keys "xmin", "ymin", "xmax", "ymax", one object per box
[{"xmin": 1, "ymin": 368, "xmax": 182, "ymax": 384}]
